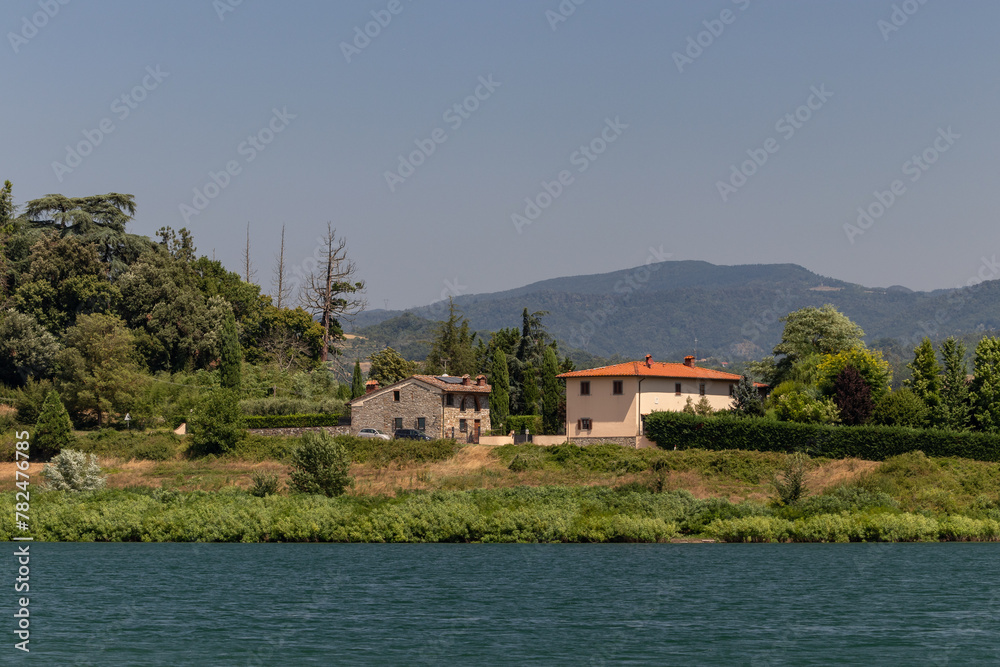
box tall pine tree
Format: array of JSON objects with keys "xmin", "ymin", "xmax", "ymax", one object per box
[
  {"xmin": 940, "ymin": 337, "xmax": 969, "ymax": 431},
  {"xmin": 522, "ymin": 362, "xmax": 539, "ymax": 415},
  {"xmin": 905, "ymin": 337, "xmax": 941, "ymax": 424},
  {"xmin": 970, "ymin": 336, "xmax": 1000, "ymax": 433},
  {"xmin": 34, "ymin": 390, "xmax": 75, "ymax": 461},
  {"xmin": 490, "ymin": 349, "xmax": 510, "ymax": 433}
]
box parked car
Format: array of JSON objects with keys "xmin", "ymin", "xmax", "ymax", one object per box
[
  {"xmin": 357, "ymin": 428, "xmax": 390, "ymax": 440},
  {"xmin": 393, "ymin": 429, "xmax": 433, "ymax": 441}
]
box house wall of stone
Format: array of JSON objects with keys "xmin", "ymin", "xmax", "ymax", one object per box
[
  {"xmin": 352, "ymin": 380, "xmax": 445, "ymax": 437},
  {"xmin": 440, "ymin": 394, "xmax": 491, "ymax": 439}
]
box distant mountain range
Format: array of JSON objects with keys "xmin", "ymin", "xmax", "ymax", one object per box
[{"xmin": 345, "ymin": 261, "xmax": 1000, "ymax": 363}]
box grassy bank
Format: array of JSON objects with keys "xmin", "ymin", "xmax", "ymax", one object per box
[{"xmin": 3, "ymin": 434, "xmax": 1000, "ymax": 541}]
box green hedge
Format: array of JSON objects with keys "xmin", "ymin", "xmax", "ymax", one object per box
[
  {"xmin": 643, "ymin": 411, "xmax": 1000, "ymax": 462},
  {"xmin": 245, "ymin": 414, "xmax": 342, "ymax": 429}
]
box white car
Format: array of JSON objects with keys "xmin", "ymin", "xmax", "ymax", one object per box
[{"xmin": 357, "ymin": 428, "xmax": 390, "ymax": 440}]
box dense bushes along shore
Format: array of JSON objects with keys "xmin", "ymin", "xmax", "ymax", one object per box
[{"xmin": 5, "ymin": 483, "xmax": 1000, "ymax": 543}]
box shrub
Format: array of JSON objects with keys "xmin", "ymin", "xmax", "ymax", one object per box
[
  {"xmin": 34, "ymin": 390, "xmax": 75, "ymax": 461},
  {"xmin": 288, "ymin": 431, "xmax": 352, "ymax": 497},
  {"xmin": 507, "ymin": 415, "xmax": 542, "ymax": 435},
  {"xmin": 706, "ymin": 516, "xmax": 792, "ymax": 543},
  {"xmin": 131, "ymin": 437, "xmax": 177, "ymax": 461},
  {"xmin": 249, "ymin": 471, "xmax": 280, "ymax": 497},
  {"xmin": 240, "ymin": 397, "xmax": 342, "ymax": 416},
  {"xmin": 187, "ymin": 389, "xmax": 245, "ymax": 456},
  {"xmin": 0, "ymin": 404, "xmax": 16, "ymax": 432},
  {"xmin": 40, "ymin": 449, "xmax": 107, "ymax": 492},
  {"xmin": 772, "ymin": 452, "xmax": 809, "ymax": 506}
]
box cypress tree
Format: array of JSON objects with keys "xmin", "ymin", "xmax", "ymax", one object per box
[
  {"xmin": 970, "ymin": 336, "xmax": 1000, "ymax": 433},
  {"xmin": 34, "ymin": 390, "xmax": 75, "ymax": 461},
  {"xmin": 219, "ymin": 309, "xmax": 242, "ymax": 391},
  {"xmin": 522, "ymin": 362, "xmax": 539, "ymax": 415},
  {"xmin": 833, "ymin": 365, "xmax": 873, "ymax": 426},
  {"xmin": 541, "ymin": 348, "xmax": 561, "ymax": 434},
  {"xmin": 940, "ymin": 337, "xmax": 970, "ymax": 431},
  {"xmin": 351, "ymin": 360, "xmax": 365, "ymax": 399},
  {"xmin": 905, "ymin": 337, "xmax": 942, "ymax": 424},
  {"xmin": 490, "ymin": 349, "xmax": 510, "ymax": 433}
]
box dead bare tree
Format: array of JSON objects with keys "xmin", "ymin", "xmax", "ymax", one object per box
[
  {"xmin": 271, "ymin": 224, "xmax": 292, "ymax": 308},
  {"xmin": 243, "ymin": 221, "xmax": 256, "ymax": 283},
  {"xmin": 299, "ymin": 223, "xmax": 366, "ymax": 361}
]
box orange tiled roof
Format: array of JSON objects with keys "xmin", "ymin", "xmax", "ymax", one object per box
[{"xmin": 558, "ymin": 361, "xmax": 742, "ymax": 381}]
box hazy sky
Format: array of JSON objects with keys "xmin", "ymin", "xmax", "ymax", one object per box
[{"xmin": 5, "ymin": 1, "xmax": 998, "ymax": 314}]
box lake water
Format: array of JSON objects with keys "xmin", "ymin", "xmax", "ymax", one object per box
[{"xmin": 7, "ymin": 542, "xmax": 1000, "ymax": 665}]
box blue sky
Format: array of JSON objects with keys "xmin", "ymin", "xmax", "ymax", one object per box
[{"xmin": 4, "ymin": 0, "xmax": 998, "ymax": 316}]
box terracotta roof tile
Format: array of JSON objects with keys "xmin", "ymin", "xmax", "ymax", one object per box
[{"xmin": 557, "ymin": 361, "xmax": 743, "ymax": 381}]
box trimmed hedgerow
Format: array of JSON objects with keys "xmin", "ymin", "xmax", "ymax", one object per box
[
  {"xmin": 643, "ymin": 411, "xmax": 1000, "ymax": 462},
  {"xmin": 245, "ymin": 414, "xmax": 342, "ymax": 429}
]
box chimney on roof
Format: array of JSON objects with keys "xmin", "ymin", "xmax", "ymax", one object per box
[
  {"xmin": 365, "ymin": 379, "xmax": 380, "ymax": 394},
  {"xmin": 461, "ymin": 374, "xmax": 471, "ymax": 386},
  {"xmin": 645, "ymin": 354, "xmax": 653, "ymax": 368},
  {"xmin": 475, "ymin": 374, "xmax": 487, "ymax": 386},
  {"xmin": 684, "ymin": 356, "xmax": 695, "ymax": 368}
]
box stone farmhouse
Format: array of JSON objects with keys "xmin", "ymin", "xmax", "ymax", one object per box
[
  {"xmin": 349, "ymin": 374, "xmax": 492, "ymax": 442},
  {"xmin": 558, "ymin": 355, "xmax": 745, "ymax": 448}
]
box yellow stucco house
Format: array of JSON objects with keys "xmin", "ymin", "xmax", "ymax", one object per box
[{"xmin": 557, "ymin": 355, "xmax": 744, "ymax": 448}]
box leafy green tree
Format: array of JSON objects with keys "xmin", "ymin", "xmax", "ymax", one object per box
[
  {"xmin": 871, "ymin": 388, "xmax": 929, "ymax": 428},
  {"xmin": 425, "ymin": 299, "xmax": 477, "ymax": 376},
  {"xmin": 905, "ymin": 337, "xmax": 942, "ymax": 424},
  {"xmin": 816, "ymin": 347, "xmax": 891, "ymax": 402},
  {"xmin": 0, "ymin": 309, "xmax": 60, "ymax": 386},
  {"xmin": 0, "ymin": 180, "xmax": 13, "ymax": 226},
  {"xmin": 832, "ymin": 365, "xmax": 873, "ymax": 426},
  {"xmin": 57, "ymin": 313, "xmax": 146, "ymax": 426},
  {"xmin": 33, "ymin": 390, "xmax": 75, "ymax": 461},
  {"xmin": 187, "ymin": 388, "xmax": 245, "ymax": 455},
  {"xmin": 773, "ymin": 305, "xmax": 865, "ymax": 384},
  {"xmin": 772, "ymin": 390, "xmax": 839, "ymax": 424},
  {"xmin": 368, "ymin": 347, "xmax": 415, "ymax": 387},
  {"xmin": 521, "ymin": 362, "xmax": 539, "ymax": 415},
  {"xmin": 219, "ymin": 308, "xmax": 242, "ymax": 391},
  {"xmin": 970, "ymin": 336, "xmax": 1000, "ymax": 433},
  {"xmin": 541, "ymin": 347, "xmax": 561, "ymax": 434},
  {"xmin": 288, "ymin": 430, "xmax": 351, "ymax": 496},
  {"xmin": 731, "ymin": 375, "xmax": 764, "ymax": 417},
  {"xmin": 939, "ymin": 337, "xmax": 970, "ymax": 431},
  {"xmin": 351, "ymin": 360, "xmax": 365, "ymax": 399},
  {"xmin": 489, "ymin": 349, "xmax": 510, "ymax": 432}
]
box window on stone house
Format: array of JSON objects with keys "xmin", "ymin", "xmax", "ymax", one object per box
[
  {"xmin": 581, "ymin": 381, "xmax": 590, "ymax": 395},
  {"xmin": 460, "ymin": 397, "xmax": 466, "ymax": 412},
  {"xmin": 394, "ymin": 417, "xmax": 403, "ymax": 430},
  {"xmin": 459, "ymin": 419, "xmax": 467, "ymax": 432},
  {"xmin": 417, "ymin": 417, "xmax": 426, "ymax": 430},
  {"xmin": 393, "ymin": 391, "xmax": 400, "ymax": 402},
  {"xmin": 612, "ymin": 380, "xmax": 623, "ymax": 395},
  {"xmin": 473, "ymin": 397, "xmax": 480, "ymax": 411},
  {"xmin": 446, "ymin": 394, "xmax": 454, "ymax": 407},
  {"xmin": 675, "ymin": 383, "xmax": 681, "ymax": 395}
]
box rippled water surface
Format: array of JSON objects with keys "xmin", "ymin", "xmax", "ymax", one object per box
[{"xmin": 8, "ymin": 542, "xmax": 1000, "ymax": 664}]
